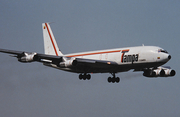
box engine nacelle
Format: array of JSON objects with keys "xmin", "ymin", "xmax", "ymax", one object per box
[
  {"xmin": 164, "ymin": 69, "xmax": 176, "ymax": 77},
  {"xmin": 59, "ymin": 59, "xmax": 77, "ymax": 68},
  {"xmin": 18, "ymin": 52, "xmax": 37, "ymax": 63},
  {"xmin": 143, "ymin": 70, "xmax": 156, "ymax": 77},
  {"xmin": 153, "ymin": 69, "xmax": 165, "ymax": 77},
  {"xmin": 143, "ymin": 67, "xmax": 176, "ymax": 77}
]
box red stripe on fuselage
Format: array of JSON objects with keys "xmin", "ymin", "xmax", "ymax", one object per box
[
  {"xmin": 45, "ymin": 23, "xmax": 58, "ymax": 56},
  {"xmin": 122, "ymin": 49, "xmax": 130, "ymax": 52},
  {"xmin": 67, "ymin": 50, "xmax": 122, "ymax": 57}
]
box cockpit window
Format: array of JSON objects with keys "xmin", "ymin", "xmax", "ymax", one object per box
[{"xmin": 158, "ymin": 49, "xmax": 168, "ymax": 53}]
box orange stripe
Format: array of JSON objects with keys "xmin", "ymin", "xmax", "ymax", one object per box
[
  {"xmin": 67, "ymin": 50, "xmax": 121, "ymax": 57},
  {"xmin": 45, "ymin": 23, "xmax": 58, "ymax": 56},
  {"xmin": 122, "ymin": 49, "xmax": 129, "ymax": 52}
]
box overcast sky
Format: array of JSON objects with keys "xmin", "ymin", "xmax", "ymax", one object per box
[{"xmin": 0, "ymin": 0, "xmax": 180, "ymax": 117}]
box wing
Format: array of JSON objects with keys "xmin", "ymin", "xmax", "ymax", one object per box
[
  {"xmin": 0, "ymin": 48, "xmax": 26, "ymax": 56},
  {"xmin": 73, "ymin": 58, "xmax": 119, "ymax": 73},
  {"xmin": 0, "ymin": 48, "xmax": 63, "ymax": 63},
  {"xmin": 75, "ymin": 58, "xmax": 118, "ymax": 67},
  {"xmin": 0, "ymin": 48, "xmax": 118, "ymax": 71}
]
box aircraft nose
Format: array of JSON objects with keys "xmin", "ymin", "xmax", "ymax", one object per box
[{"xmin": 168, "ymin": 55, "xmax": 171, "ymax": 60}]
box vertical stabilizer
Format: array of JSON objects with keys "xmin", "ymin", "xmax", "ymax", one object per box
[{"xmin": 42, "ymin": 23, "xmax": 63, "ymax": 56}]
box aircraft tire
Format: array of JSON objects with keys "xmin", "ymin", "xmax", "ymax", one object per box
[
  {"xmin": 83, "ymin": 75, "xmax": 86, "ymax": 80},
  {"xmin": 87, "ymin": 74, "xmax": 91, "ymax": 80},
  {"xmin": 116, "ymin": 77, "xmax": 120, "ymax": 83},
  {"xmin": 108, "ymin": 77, "xmax": 111, "ymax": 83},
  {"xmin": 79, "ymin": 74, "xmax": 83, "ymax": 80},
  {"xmin": 111, "ymin": 77, "xmax": 116, "ymax": 83}
]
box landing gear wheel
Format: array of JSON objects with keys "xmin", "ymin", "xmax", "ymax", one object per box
[
  {"xmin": 79, "ymin": 74, "xmax": 83, "ymax": 80},
  {"xmin": 111, "ymin": 77, "xmax": 115, "ymax": 83},
  {"xmin": 108, "ymin": 77, "xmax": 111, "ymax": 83},
  {"xmin": 116, "ymin": 77, "xmax": 120, "ymax": 83},
  {"xmin": 87, "ymin": 74, "xmax": 91, "ymax": 80},
  {"xmin": 83, "ymin": 75, "xmax": 86, "ymax": 80}
]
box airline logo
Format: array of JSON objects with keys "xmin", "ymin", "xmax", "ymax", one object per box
[
  {"xmin": 121, "ymin": 49, "xmax": 139, "ymax": 63},
  {"xmin": 122, "ymin": 54, "xmax": 139, "ymax": 63}
]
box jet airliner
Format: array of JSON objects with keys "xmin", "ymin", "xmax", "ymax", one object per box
[{"xmin": 0, "ymin": 23, "xmax": 176, "ymax": 83}]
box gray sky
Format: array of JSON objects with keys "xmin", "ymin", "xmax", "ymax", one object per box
[{"xmin": 0, "ymin": 0, "xmax": 180, "ymax": 117}]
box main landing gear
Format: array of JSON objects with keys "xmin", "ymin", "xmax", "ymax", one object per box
[
  {"xmin": 78, "ymin": 73, "xmax": 120, "ymax": 83},
  {"xmin": 107, "ymin": 73, "xmax": 120, "ymax": 83},
  {"xmin": 79, "ymin": 73, "xmax": 91, "ymax": 80}
]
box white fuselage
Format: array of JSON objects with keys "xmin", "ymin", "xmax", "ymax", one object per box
[
  {"xmin": 65, "ymin": 46, "xmax": 169, "ymax": 65},
  {"xmin": 45, "ymin": 45, "xmax": 170, "ymax": 73}
]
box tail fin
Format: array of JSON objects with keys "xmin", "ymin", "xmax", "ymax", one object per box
[{"xmin": 42, "ymin": 23, "xmax": 63, "ymax": 56}]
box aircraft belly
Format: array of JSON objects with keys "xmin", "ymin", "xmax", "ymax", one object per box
[
  {"xmin": 70, "ymin": 62, "xmax": 167, "ymax": 73},
  {"xmin": 43, "ymin": 61, "xmax": 167, "ymax": 74}
]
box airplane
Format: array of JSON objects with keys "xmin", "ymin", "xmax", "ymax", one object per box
[{"xmin": 0, "ymin": 23, "xmax": 176, "ymax": 83}]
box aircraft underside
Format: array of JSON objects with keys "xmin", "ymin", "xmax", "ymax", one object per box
[
  {"xmin": 44, "ymin": 61, "xmax": 166, "ymax": 73},
  {"xmin": 43, "ymin": 61, "xmax": 172, "ymax": 83}
]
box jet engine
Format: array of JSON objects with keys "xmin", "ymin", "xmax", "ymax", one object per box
[
  {"xmin": 18, "ymin": 52, "xmax": 37, "ymax": 63},
  {"xmin": 143, "ymin": 70, "xmax": 156, "ymax": 77},
  {"xmin": 59, "ymin": 59, "xmax": 77, "ymax": 68},
  {"xmin": 143, "ymin": 67, "xmax": 176, "ymax": 77},
  {"xmin": 164, "ymin": 69, "xmax": 176, "ymax": 76},
  {"xmin": 153, "ymin": 69, "xmax": 165, "ymax": 77}
]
